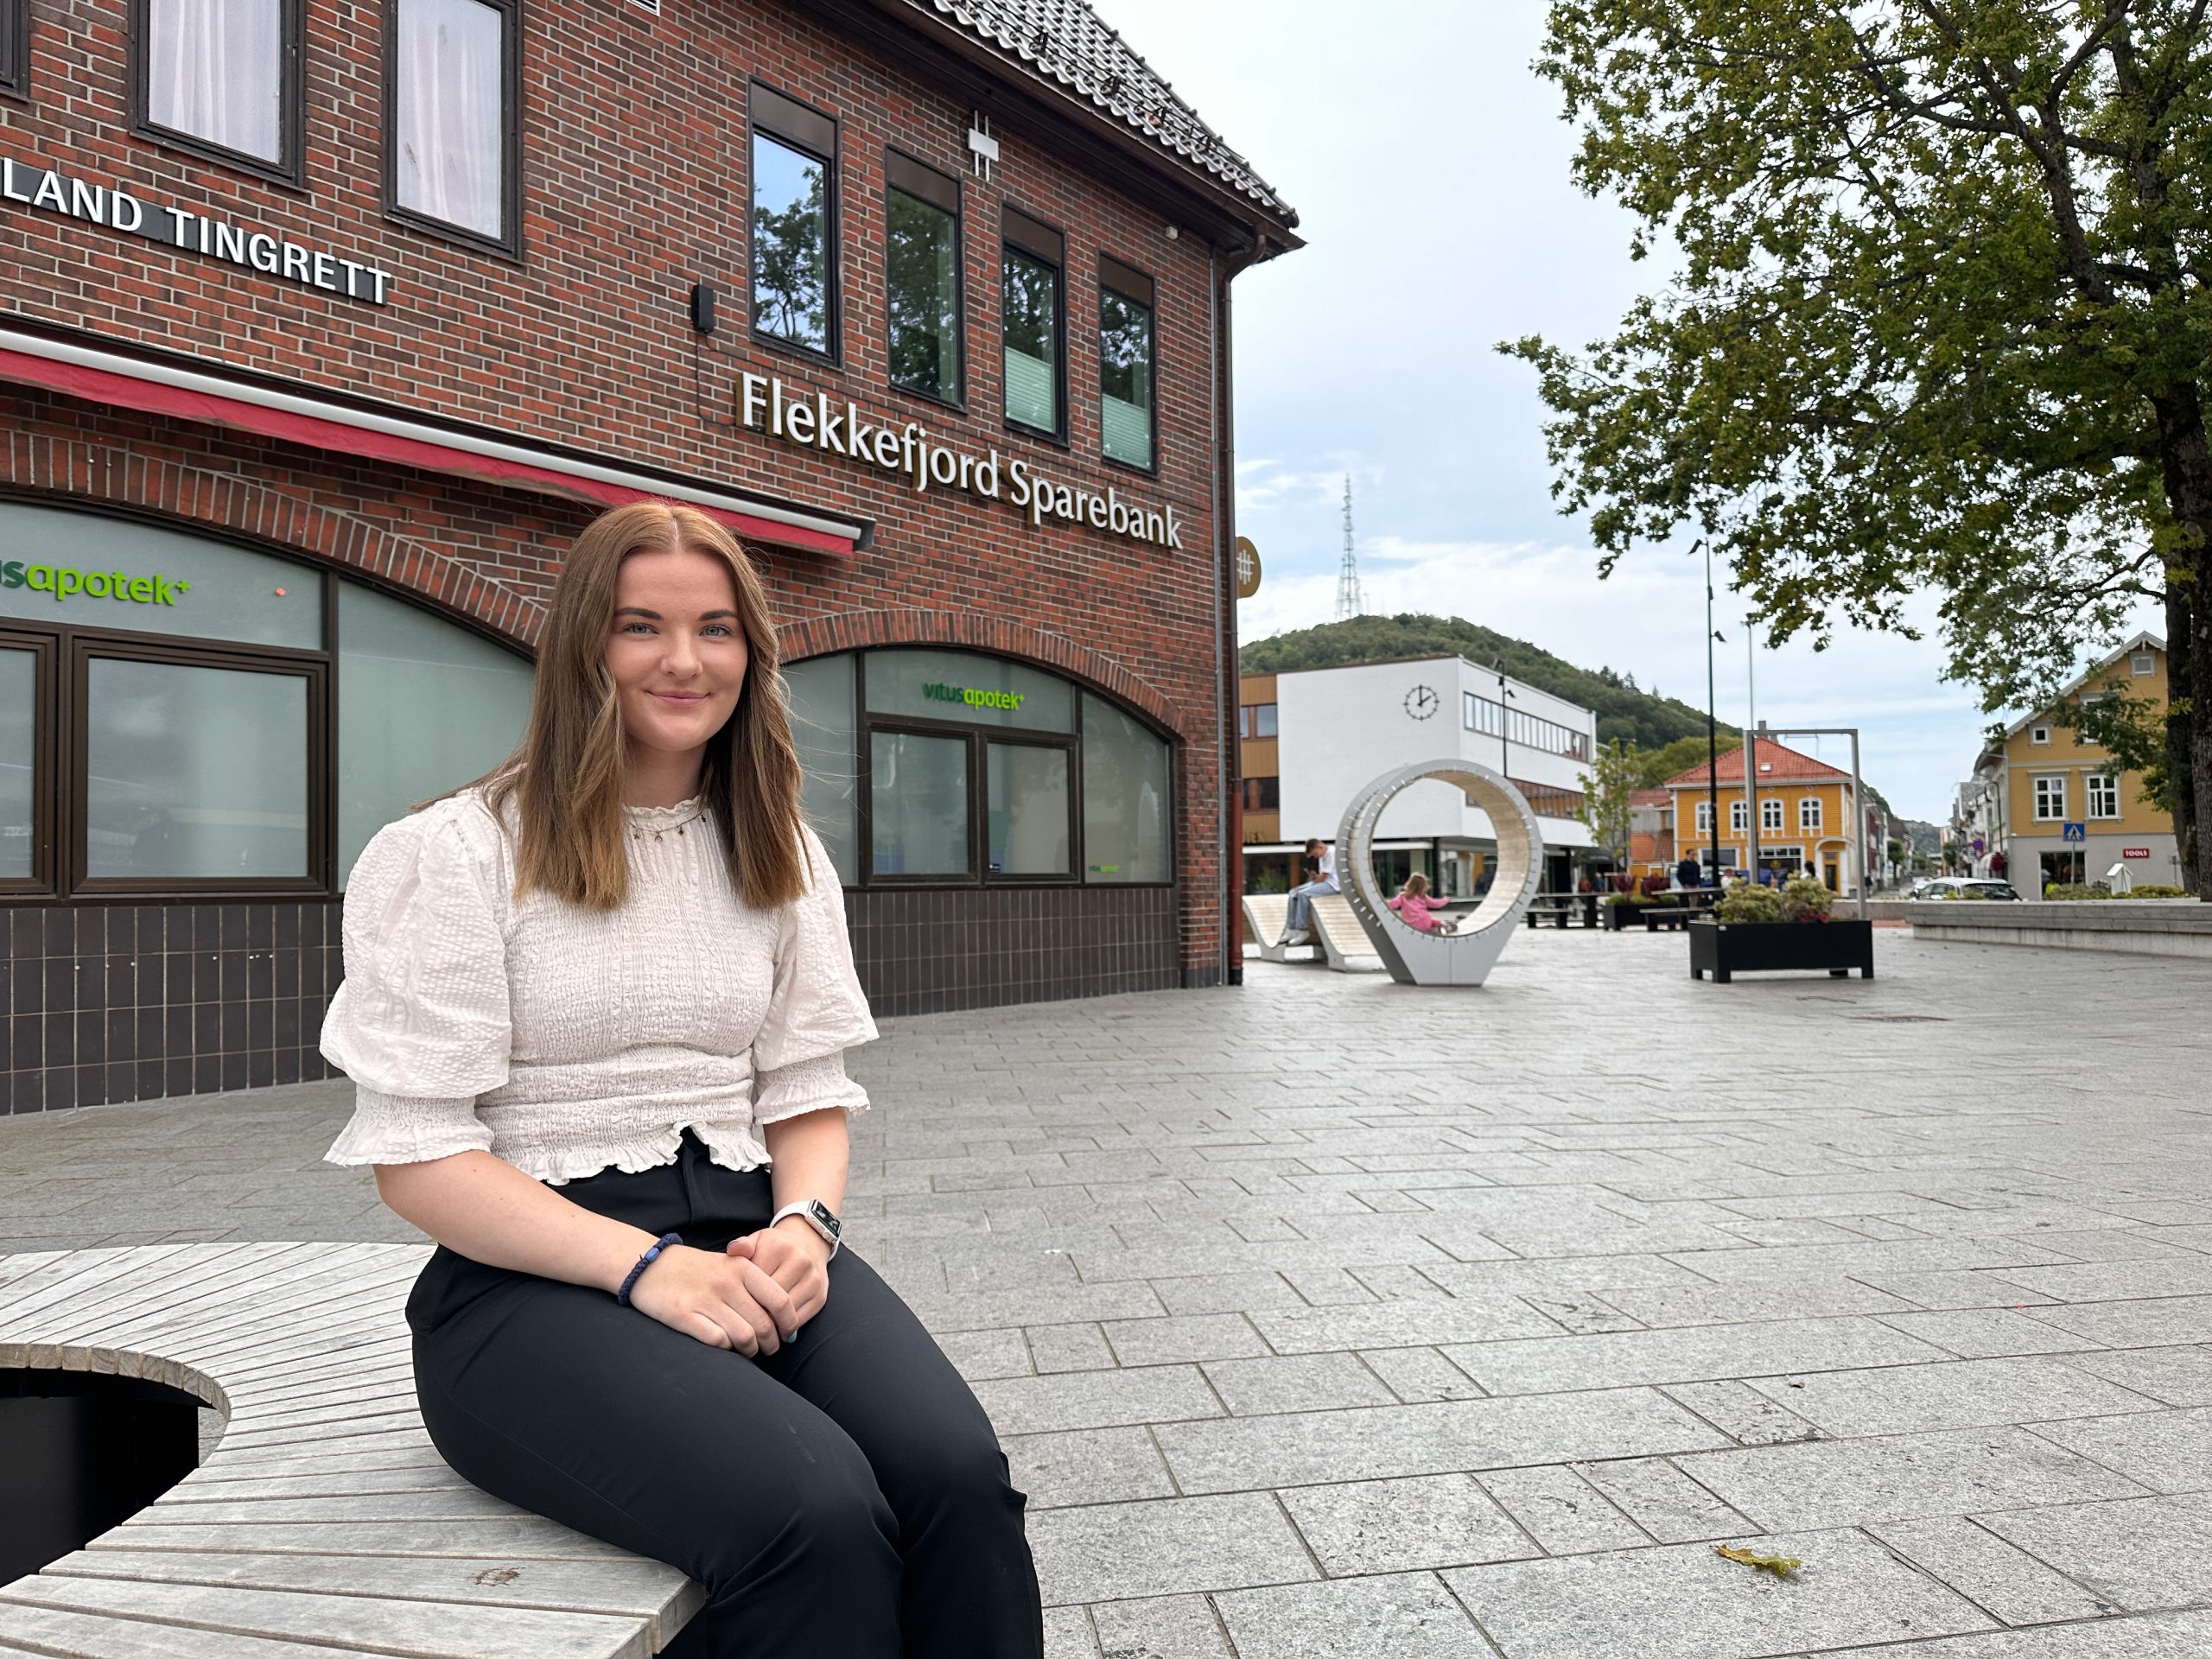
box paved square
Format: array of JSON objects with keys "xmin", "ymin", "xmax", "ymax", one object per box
[{"xmin": 3, "ymin": 926, "xmax": 2209, "ymax": 1656}]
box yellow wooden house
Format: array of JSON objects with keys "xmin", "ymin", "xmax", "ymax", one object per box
[{"xmin": 1663, "ymin": 737, "xmax": 1865, "ymax": 891}]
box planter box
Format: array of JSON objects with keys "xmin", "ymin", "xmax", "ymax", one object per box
[{"xmin": 1689, "ymin": 918, "xmax": 1874, "ymax": 982}]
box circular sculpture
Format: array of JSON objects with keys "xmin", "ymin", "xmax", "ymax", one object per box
[{"xmin": 1335, "ymin": 759, "xmax": 1546, "ymax": 986}]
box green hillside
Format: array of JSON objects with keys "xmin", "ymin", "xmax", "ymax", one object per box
[{"xmin": 1240, "ymin": 613, "xmax": 1735, "ymax": 752}]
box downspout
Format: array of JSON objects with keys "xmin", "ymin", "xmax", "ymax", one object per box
[{"xmin": 1214, "ymin": 236, "xmax": 1262, "ymax": 988}]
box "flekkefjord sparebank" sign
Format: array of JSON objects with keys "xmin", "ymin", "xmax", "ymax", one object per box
[{"xmin": 737, "ymin": 373, "xmax": 1184, "ymax": 550}]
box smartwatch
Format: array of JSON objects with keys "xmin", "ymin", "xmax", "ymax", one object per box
[{"xmin": 771, "ymin": 1198, "xmax": 842, "ymax": 1260}]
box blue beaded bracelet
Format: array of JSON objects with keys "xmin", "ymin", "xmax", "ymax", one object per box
[{"xmin": 616, "ymin": 1232, "xmax": 684, "ymax": 1307}]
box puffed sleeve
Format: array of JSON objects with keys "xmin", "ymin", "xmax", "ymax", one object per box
[
  {"xmin": 321, "ymin": 795, "xmax": 512, "ymax": 1166},
  {"xmin": 751, "ymin": 824, "xmax": 878, "ymax": 1126}
]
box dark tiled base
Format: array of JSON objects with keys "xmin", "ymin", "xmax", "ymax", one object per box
[
  {"xmin": 849, "ymin": 886, "xmax": 1180, "ymax": 1017},
  {"xmin": 3, "ymin": 903, "xmax": 343, "ymax": 1115}
]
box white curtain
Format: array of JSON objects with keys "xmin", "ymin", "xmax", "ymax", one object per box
[
  {"xmin": 395, "ymin": 0, "xmax": 505, "ymax": 238},
  {"xmin": 149, "ymin": 0, "xmax": 283, "ymax": 163}
]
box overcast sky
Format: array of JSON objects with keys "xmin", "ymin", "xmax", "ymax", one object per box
[{"xmin": 1087, "ymin": 0, "xmax": 2158, "ymax": 822}]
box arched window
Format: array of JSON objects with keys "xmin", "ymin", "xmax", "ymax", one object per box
[
  {"xmin": 783, "ymin": 647, "xmax": 1172, "ymax": 887},
  {"xmin": 0, "ymin": 502, "xmax": 534, "ymax": 897}
]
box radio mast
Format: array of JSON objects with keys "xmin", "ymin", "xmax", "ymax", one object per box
[{"xmin": 1335, "ymin": 475, "xmax": 1363, "ymax": 621}]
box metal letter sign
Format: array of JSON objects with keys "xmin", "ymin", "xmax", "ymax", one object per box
[{"xmin": 2063, "ymin": 821, "xmax": 2087, "ymax": 842}]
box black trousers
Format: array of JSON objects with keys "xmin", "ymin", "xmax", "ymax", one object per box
[{"xmin": 406, "ymin": 1132, "xmax": 1044, "ymax": 1658}]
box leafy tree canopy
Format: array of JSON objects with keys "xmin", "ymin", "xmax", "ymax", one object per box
[
  {"xmin": 1509, "ymin": 0, "xmax": 2210, "ymax": 894},
  {"xmin": 1239, "ymin": 613, "xmax": 1734, "ymax": 749}
]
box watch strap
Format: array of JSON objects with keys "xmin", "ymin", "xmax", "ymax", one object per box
[{"xmin": 771, "ymin": 1199, "xmax": 841, "ymax": 1259}]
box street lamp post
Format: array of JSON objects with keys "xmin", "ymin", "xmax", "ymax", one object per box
[
  {"xmin": 1700, "ymin": 541, "xmax": 1722, "ymax": 883},
  {"xmin": 1745, "ymin": 619, "xmax": 1762, "ymax": 885}
]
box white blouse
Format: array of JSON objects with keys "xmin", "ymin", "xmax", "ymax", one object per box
[{"xmin": 320, "ymin": 791, "xmax": 876, "ymax": 1185}]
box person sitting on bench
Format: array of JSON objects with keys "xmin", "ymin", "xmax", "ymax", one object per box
[
  {"xmin": 1387, "ymin": 871, "xmax": 1451, "ymax": 935},
  {"xmin": 1282, "ymin": 837, "xmax": 1338, "ymax": 944}
]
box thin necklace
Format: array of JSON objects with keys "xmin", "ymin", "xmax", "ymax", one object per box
[{"xmin": 630, "ymin": 805, "xmax": 708, "ymax": 842}]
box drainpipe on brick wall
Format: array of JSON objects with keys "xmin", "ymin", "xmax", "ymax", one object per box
[{"xmin": 1214, "ymin": 239, "xmax": 1261, "ymax": 988}]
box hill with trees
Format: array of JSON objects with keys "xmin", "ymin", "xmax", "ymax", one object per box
[{"xmin": 1239, "ymin": 613, "xmax": 1735, "ymax": 752}]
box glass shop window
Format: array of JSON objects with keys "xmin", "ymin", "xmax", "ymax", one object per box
[
  {"xmin": 752, "ymin": 83, "xmax": 837, "ymax": 356},
  {"xmin": 886, "ymin": 150, "xmax": 962, "ymax": 404}
]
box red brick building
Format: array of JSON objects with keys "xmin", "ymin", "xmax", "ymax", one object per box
[{"xmin": 0, "ymin": 0, "xmax": 1300, "ymax": 1110}]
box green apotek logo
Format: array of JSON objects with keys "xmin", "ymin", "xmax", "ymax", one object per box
[
  {"xmin": 1, "ymin": 562, "xmax": 191, "ymax": 605},
  {"xmin": 923, "ymin": 682, "xmax": 1024, "ymax": 711}
]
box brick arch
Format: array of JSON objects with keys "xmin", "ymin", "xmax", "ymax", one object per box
[
  {"xmin": 778, "ymin": 607, "xmax": 1185, "ymax": 737},
  {"xmin": 0, "ymin": 430, "xmax": 549, "ymax": 649}
]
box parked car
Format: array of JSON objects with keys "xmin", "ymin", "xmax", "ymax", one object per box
[{"xmin": 1915, "ymin": 878, "xmax": 2023, "ymax": 901}]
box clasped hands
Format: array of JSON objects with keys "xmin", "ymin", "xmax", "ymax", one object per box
[{"xmin": 626, "ymin": 1220, "xmax": 832, "ymax": 1357}]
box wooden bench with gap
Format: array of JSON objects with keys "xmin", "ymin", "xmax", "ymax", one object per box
[{"xmin": 0, "ymin": 1242, "xmax": 701, "ymax": 1657}]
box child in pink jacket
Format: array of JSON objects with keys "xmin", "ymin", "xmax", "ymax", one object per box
[{"xmin": 1387, "ymin": 872, "xmax": 1451, "ymax": 933}]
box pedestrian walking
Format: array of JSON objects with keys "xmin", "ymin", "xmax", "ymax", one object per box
[{"xmin": 321, "ymin": 502, "xmax": 1043, "ymax": 1659}]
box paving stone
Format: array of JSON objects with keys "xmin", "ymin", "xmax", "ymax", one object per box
[
  {"xmin": 1088, "ymin": 1594, "xmax": 1233, "ymax": 1659},
  {"xmin": 1596, "ymin": 1274, "xmax": 1916, "ymax": 1329},
  {"xmin": 1279, "ymin": 1473, "xmax": 1534, "ymax": 1575},
  {"xmin": 1199, "ymin": 1352, "xmax": 1395, "ymax": 1416},
  {"xmin": 1103, "ymin": 1313, "xmax": 1270, "ymax": 1367},
  {"xmin": 1150, "ymin": 1271, "xmax": 1306, "ymax": 1317},
  {"xmin": 1027, "ymin": 1492, "xmax": 1316, "ymax": 1605},
  {"xmin": 1007, "ymin": 1427, "xmax": 1179, "ymax": 1510},
  {"xmin": 1679, "ymin": 1427, "xmax": 2152, "ymax": 1529},
  {"xmin": 1027, "ymin": 1323, "xmax": 1118, "ymax": 1374},
  {"xmin": 1359, "ymin": 1345, "xmax": 1488, "ymax": 1404},
  {"xmin": 1876, "ymin": 1309, "xmax": 2101, "ymax": 1358},
  {"xmin": 1662, "ymin": 1380, "xmax": 1822, "ymax": 1446},
  {"xmin": 2064, "ymin": 1344, "xmax": 2212, "ymax": 1407},
  {"xmin": 1869, "ymin": 1516, "xmax": 2114, "ymax": 1626},
  {"xmin": 1817, "ymin": 1609, "xmax": 2212, "ymax": 1658},
  {"xmin": 1045, "ymin": 1605, "xmax": 1101, "ymax": 1659},
  {"xmin": 1155, "ymin": 1388, "xmax": 1730, "ymax": 1494},
  {"xmin": 1978, "ymin": 1491, "xmax": 2212, "ymax": 1612},
  {"xmin": 1576, "ymin": 1456, "xmax": 1757, "ymax": 1543},
  {"xmin": 1740, "ymin": 1357, "xmax": 2161, "ymax": 1438},
  {"xmin": 972, "ymin": 1366, "xmax": 1224, "ymax": 1436},
  {"xmin": 2024, "ymin": 1295, "xmax": 2212, "ymax": 1350},
  {"xmin": 2029, "ymin": 1407, "xmax": 2212, "ymax": 1495},
  {"xmin": 1475, "ymin": 1464, "xmax": 1649, "ymax": 1555},
  {"xmin": 936, "ymin": 1327, "xmax": 1033, "ymax": 1382},
  {"xmin": 1444, "ymin": 1316, "xmax": 1948, "ymax": 1395},
  {"xmin": 1252, "ymin": 1297, "xmax": 1560, "ymax": 1355},
  {"xmin": 1445, "ymin": 1528, "xmax": 1995, "ymax": 1659},
  {"xmin": 1212, "ymin": 1572, "xmax": 1498, "ymax": 1659}
]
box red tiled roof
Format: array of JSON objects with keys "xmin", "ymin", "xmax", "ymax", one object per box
[
  {"xmin": 1629, "ymin": 788, "xmax": 1672, "ymax": 806},
  {"xmin": 1662, "ymin": 738, "xmax": 1850, "ymax": 790}
]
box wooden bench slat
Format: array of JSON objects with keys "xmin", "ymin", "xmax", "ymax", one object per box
[
  {"xmin": 0, "ymin": 1246, "xmax": 269, "ymax": 1342},
  {"xmin": 0, "ymin": 1600, "xmax": 389, "ymax": 1658},
  {"xmin": 47, "ymin": 1548, "xmax": 700, "ymax": 1639},
  {"xmin": 92, "ymin": 1521, "xmax": 652, "ymax": 1564},
  {"xmin": 0, "ymin": 1573, "xmax": 651, "ymax": 1659},
  {"xmin": 164, "ymin": 1470, "xmax": 473, "ymax": 1504},
  {"xmin": 27, "ymin": 1250, "xmax": 386, "ymax": 1352},
  {"xmin": 202, "ymin": 1427, "xmax": 439, "ymax": 1469},
  {"xmin": 124, "ymin": 1490, "xmax": 528, "ymax": 1527}
]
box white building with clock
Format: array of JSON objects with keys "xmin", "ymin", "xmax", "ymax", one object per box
[{"xmin": 1237, "ymin": 655, "xmax": 1601, "ymax": 899}]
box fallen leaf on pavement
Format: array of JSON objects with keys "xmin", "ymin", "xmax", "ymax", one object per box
[{"xmin": 1715, "ymin": 1545, "xmax": 1802, "ymax": 1579}]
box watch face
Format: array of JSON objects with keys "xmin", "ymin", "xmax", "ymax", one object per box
[
  {"xmin": 807, "ymin": 1198, "xmax": 842, "ymax": 1240},
  {"xmin": 1405, "ymin": 684, "xmax": 1438, "ymax": 720}
]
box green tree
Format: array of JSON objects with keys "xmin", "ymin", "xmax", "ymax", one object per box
[
  {"xmin": 1626, "ymin": 732, "xmax": 1744, "ymax": 791},
  {"xmin": 1579, "ymin": 737, "xmax": 1639, "ymax": 866},
  {"xmin": 1509, "ymin": 1, "xmax": 2209, "ymax": 897},
  {"xmin": 2056, "ymin": 679, "xmax": 2175, "ymax": 812}
]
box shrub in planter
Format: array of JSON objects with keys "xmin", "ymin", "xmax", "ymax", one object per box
[
  {"xmin": 2044, "ymin": 883, "xmax": 2113, "ymax": 900},
  {"xmin": 1714, "ymin": 884, "xmax": 1783, "ymax": 923},
  {"xmin": 2131, "ymin": 884, "xmax": 2190, "ymax": 898},
  {"xmin": 1778, "ymin": 875, "xmax": 1834, "ymax": 923}
]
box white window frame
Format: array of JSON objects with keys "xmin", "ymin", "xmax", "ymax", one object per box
[
  {"xmin": 1799, "ymin": 796, "xmax": 1822, "ymax": 831},
  {"xmin": 2032, "ymin": 774, "xmax": 2067, "ymax": 822},
  {"xmin": 2031, "ymin": 724, "xmax": 2052, "ymax": 746},
  {"xmin": 2132, "ymin": 652, "xmax": 2155, "ymax": 677},
  {"xmin": 1694, "ymin": 799, "xmax": 1713, "ymax": 834},
  {"xmin": 1760, "ymin": 797, "xmax": 1784, "ymax": 834},
  {"xmin": 2086, "ymin": 773, "xmax": 2120, "ymax": 819},
  {"xmin": 1729, "ymin": 799, "xmax": 1747, "ymax": 833}
]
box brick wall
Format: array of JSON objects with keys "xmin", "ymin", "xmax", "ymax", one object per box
[{"xmin": 0, "ymin": 0, "xmax": 1241, "ymax": 1003}]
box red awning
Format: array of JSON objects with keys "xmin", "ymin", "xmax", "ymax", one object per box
[{"xmin": 0, "ymin": 327, "xmax": 871, "ymax": 557}]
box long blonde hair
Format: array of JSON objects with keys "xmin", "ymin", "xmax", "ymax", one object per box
[
  {"xmin": 1401, "ymin": 872, "xmax": 1431, "ymax": 899},
  {"xmin": 485, "ymin": 502, "xmax": 806, "ymax": 911}
]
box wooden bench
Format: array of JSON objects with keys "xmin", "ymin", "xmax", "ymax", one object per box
[
  {"xmin": 1240, "ymin": 892, "xmax": 1319, "ymax": 964},
  {"xmin": 0, "ymin": 1242, "xmax": 700, "ymax": 1657},
  {"xmin": 1308, "ymin": 893, "xmax": 1385, "ymax": 973},
  {"xmin": 1638, "ymin": 906, "xmax": 1691, "ymax": 931}
]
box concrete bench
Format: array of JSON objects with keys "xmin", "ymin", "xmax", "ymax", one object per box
[{"xmin": 0, "ymin": 1242, "xmax": 700, "ymax": 1657}]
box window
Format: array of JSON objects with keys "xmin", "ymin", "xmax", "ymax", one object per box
[
  {"xmin": 1465, "ymin": 694, "xmax": 1586, "ymax": 759},
  {"xmin": 1465, "ymin": 694, "xmax": 1503, "ymax": 738},
  {"xmin": 2087, "ymin": 774, "xmax": 2120, "ymax": 818},
  {"xmin": 1099, "ymin": 257, "xmax": 1156, "ymax": 470},
  {"xmin": 1760, "ymin": 797, "xmax": 1784, "ymax": 834},
  {"xmin": 751, "ymin": 84, "xmax": 837, "ymax": 356},
  {"xmin": 135, "ymin": 0, "xmax": 300, "ymax": 179},
  {"xmin": 1240, "ymin": 702, "xmax": 1277, "ymax": 739},
  {"xmin": 1694, "ymin": 800, "xmax": 1713, "ymax": 834},
  {"xmin": 1241, "ymin": 776, "xmax": 1279, "ymax": 812},
  {"xmin": 0, "ymin": 500, "xmax": 532, "ymax": 902},
  {"xmin": 1799, "ymin": 796, "xmax": 1822, "ymax": 831},
  {"xmin": 1730, "ymin": 800, "xmax": 1747, "ymax": 833},
  {"xmin": 884, "ymin": 149, "xmax": 960, "ymax": 404},
  {"xmin": 783, "ymin": 649, "xmax": 1172, "ymax": 887},
  {"xmin": 2033, "ymin": 774, "xmax": 2066, "ymax": 821},
  {"xmin": 2, "ymin": 0, "xmax": 29, "ymax": 99},
  {"xmin": 388, "ymin": 0, "xmax": 519, "ymax": 251},
  {"xmin": 1002, "ymin": 207, "xmax": 1065, "ymax": 438},
  {"xmin": 2031, "ymin": 724, "xmax": 2052, "ymax": 746},
  {"xmin": 2132, "ymin": 651, "xmax": 2155, "ymax": 677}
]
